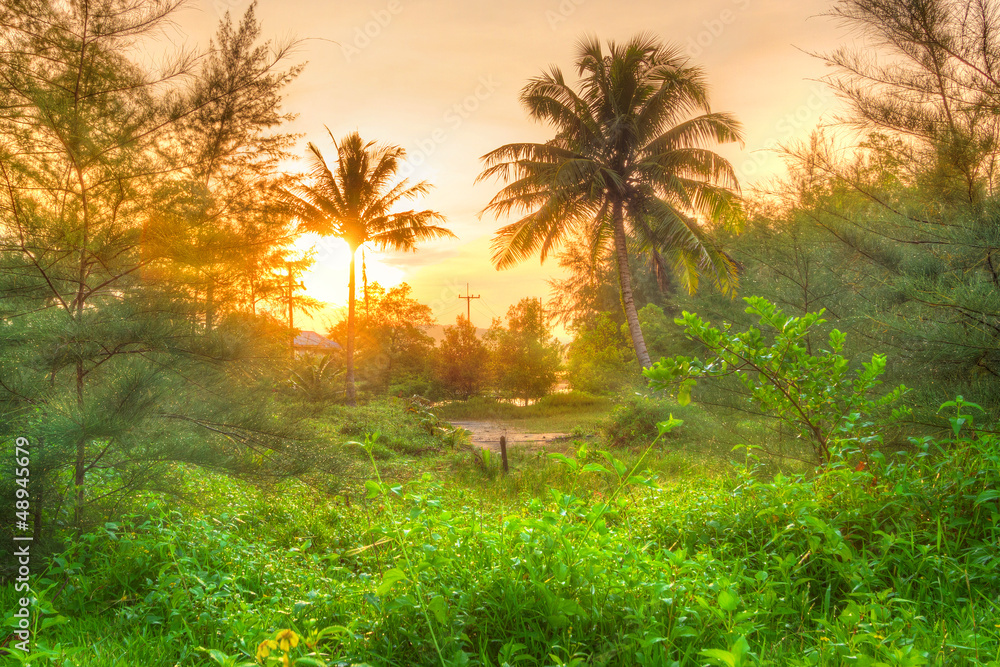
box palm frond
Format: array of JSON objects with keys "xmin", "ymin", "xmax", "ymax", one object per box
[
  {"xmin": 642, "ymin": 112, "xmax": 744, "ymax": 155},
  {"xmin": 489, "ymin": 195, "xmax": 585, "ymax": 268},
  {"xmin": 281, "ymin": 130, "xmax": 450, "ymax": 254},
  {"xmin": 639, "ymin": 147, "xmax": 741, "ymax": 191},
  {"xmin": 633, "ymin": 197, "xmax": 738, "ymax": 295},
  {"xmin": 478, "ymin": 33, "xmax": 741, "ymax": 296}
]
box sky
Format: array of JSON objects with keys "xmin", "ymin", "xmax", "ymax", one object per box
[{"xmin": 168, "ymin": 0, "xmax": 853, "ymax": 337}]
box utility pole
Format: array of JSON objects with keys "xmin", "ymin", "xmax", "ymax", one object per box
[
  {"xmin": 286, "ymin": 262, "xmax": 304, "ymax": 360},
  {"xmin": 458, "ymin": 283, "xmax": 480, "ymax": 323},
  {"xmin": 287, "ymin": 263, "xmax": 295, "ymax": 360}
]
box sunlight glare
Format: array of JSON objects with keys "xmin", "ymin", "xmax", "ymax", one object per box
[{"xmin": 294, "ymin": 232, "xmax": 406, "ymax": 307}]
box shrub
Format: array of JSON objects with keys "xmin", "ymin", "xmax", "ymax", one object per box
[
  {"xmin": 535, "ymin": 391, "xmax": 606, "ymax": 408},
  {"xmin": 600, "ymin": 394, "xmax": 675, "ymax": 448},
  {"xmin": 646, "ymin": 297, "xmax": 909, "ymax": 465},
  {"xmin": 288, "ymin": 355, "xmax": 344, "ymax": 404}
]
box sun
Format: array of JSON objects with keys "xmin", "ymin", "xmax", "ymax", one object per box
[{"xmin": 292, "ymin": 233, "xmax": 405, "ymax": 307}]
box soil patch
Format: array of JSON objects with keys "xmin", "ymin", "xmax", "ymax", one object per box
[{"xmin": 449, "ymin": 420, "xmax": 570, "ymax": 452}]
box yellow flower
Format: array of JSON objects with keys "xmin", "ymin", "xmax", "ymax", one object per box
[
  {"xmin": 281, "ymin": 657, "xmax": 290, "ymax": 667},
  {"xmin": 275, "ymin": 629, "xmax": 299, "ymax": 652},
  {"xmin": 256, "ymin": 639, "xmax": 277, "ymax": 662}
]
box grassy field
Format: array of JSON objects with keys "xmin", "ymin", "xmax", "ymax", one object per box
[{"xmin": 3, "ymin": 397, "xmax": 999, "ymax": 666}]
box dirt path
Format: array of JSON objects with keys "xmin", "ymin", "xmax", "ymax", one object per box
[{"xmin": 449, "ymin": 420, "xmax": 570, "ymax": 452}]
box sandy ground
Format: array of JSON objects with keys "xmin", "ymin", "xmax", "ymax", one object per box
[{"xmin": 448, "ymin": 421, "xmax": 570, "ymax": 453}]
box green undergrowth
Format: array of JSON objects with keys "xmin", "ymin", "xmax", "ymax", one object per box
[
  {"xmin": 319, "ymin": 399, "xmax": 450, "ymax": 457},
  {"xmin": 304, "ymin": 398, "xmax": 469, "ymax": 488},
  {"xmin": 4, "ymin": 418, "xmax": 999, "ymax": 666},
  {"xmin": 440, "ymin": 438, "xmax": 720, "ymax": 501},
  {"xmin": 598, "ymin": 394, "xmax": 803, "ymax": 464}
]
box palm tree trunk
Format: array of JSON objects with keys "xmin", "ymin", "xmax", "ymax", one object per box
[
  {"xmin": 205, "ymin": 282, "xmax": 214, "ymax": 332},
  {"xmin": 362, "ymin": 247, "xmax": 369, "ymax": 325},
  {"xmin": 345, "ymin": 247, "xmax": 358, "ymax": 405},
  {"xmin": 613, "ymin": 200, "xmax": 653, "ymax": 368}
]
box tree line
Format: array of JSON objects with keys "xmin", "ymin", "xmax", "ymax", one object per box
[{"xmin": 303, "ymin": 286, "xmax": 562, "ymax": 406}]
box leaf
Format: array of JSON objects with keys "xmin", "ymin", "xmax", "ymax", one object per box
[
  {"xmin": 828, "ymin": 328, "xmax": 845, "ymax": 352},
  {"xmin": 975, "ymin": 489, "xmax": 1000, "ymax": 505},
  {"xmin": 699, "ymin": 648, "xmax": 736, "ymax": 667},
  {"xmin": 548, "ymin": 453, "xmax": 578, "ymax": 470},
  {"xmin": 364, "ymin": 480, "xmax": 381, "ymax": 499},
  {"xmin": 731, "ymin": 636, "xmax": 750, "ymax": 665},
  {"xmin": 838, "ymin": 602, "xmax": 861, "ymax": 626},
  {"xmin": 581, "ymin": 463, "xmax": 610, "ymax": 474},
  {"xmin": 40, "ymin": 615, "xmax": 69, "ymax": 630},
  {"xmin": 313, "ymin": 625, "xmax": 352, "ymax": 641},
  {"xmin": 677, "ymin": 383, "xmax": 692, "ymax": 406},
  {"xmin": 718, "ymin": 589, "xmax": 738, "ymax": 612},
  {"xmin": 376, "ymin": 568, "xmax": 408, "ymax": 597},
  {"xmin": 657, "ymin": 415, "xmax": 683, "ymax": 435},
  {"xmin": 206, "ymin": 649, "xmax": 230, "ymax": 665},
  {"xmin": 427, "ymin": 594, "xmax": 448, "ymax": 624}
]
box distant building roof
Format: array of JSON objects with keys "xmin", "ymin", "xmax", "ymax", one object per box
[{"xmin": 293, "ymin": 330, "xmax": 341, "ymax": 350}]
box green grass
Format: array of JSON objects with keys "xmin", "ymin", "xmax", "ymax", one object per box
[
  {"xmin": 301, "ymin": 397, "xmax": 469, "ymax": 489},
  {"xmin": 4, "ymin": 400, "xmax": 1000, "ymax": 666}
]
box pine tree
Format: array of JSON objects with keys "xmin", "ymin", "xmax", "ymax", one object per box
[{"xmin": 0, "ymin": 0, "xmax": 309, "ymax": 537}]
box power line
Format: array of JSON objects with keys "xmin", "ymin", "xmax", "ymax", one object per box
[
  {"xmin": 458, "ymin": 283, "xmax": 480, "ymax": 322},
  {"xmin": 472, "ymin": 301, "xmax": 495, "ymax": 325}
]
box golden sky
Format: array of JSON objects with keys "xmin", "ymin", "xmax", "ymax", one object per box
[{"xmin": 171, "ymin": 0, "xmax": 851, "ymax": 337}]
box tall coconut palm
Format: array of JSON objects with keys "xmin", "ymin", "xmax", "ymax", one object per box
[
  {"xmin": 281, "ymin": 130, "xmax": 453, "ymax": 404},
  {"xmin": 478, "ymin": 35, "xmax": 744, "ymax": 368}
]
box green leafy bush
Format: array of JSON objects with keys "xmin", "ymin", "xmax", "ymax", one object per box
[
  {"xmin": 600, "ymin": 394, "xmax": 675, "ymax": 447},
  {"xmin": 321, "ymin": 398, "xmax": 448, "ymax": 455},
  {"xmin": 534, "ymin": 391, "xmax": 607, "ymax": 409},
  {"xmin": 645, "ymin": 297, "xmax": 909, "ymax": 464}
]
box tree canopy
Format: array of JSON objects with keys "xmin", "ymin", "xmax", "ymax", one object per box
[{"xmin": 479, "ymin": 34, "xmax": 744, "ymax": 369}]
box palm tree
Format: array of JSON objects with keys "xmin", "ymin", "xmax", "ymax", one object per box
[
  {"xmin": 281, "ymin": 130, "xmax": 454, "ymax": 404},
  {"xmin": 478, "ymin": 34, "xmax": 744, "ymax": 368}
]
